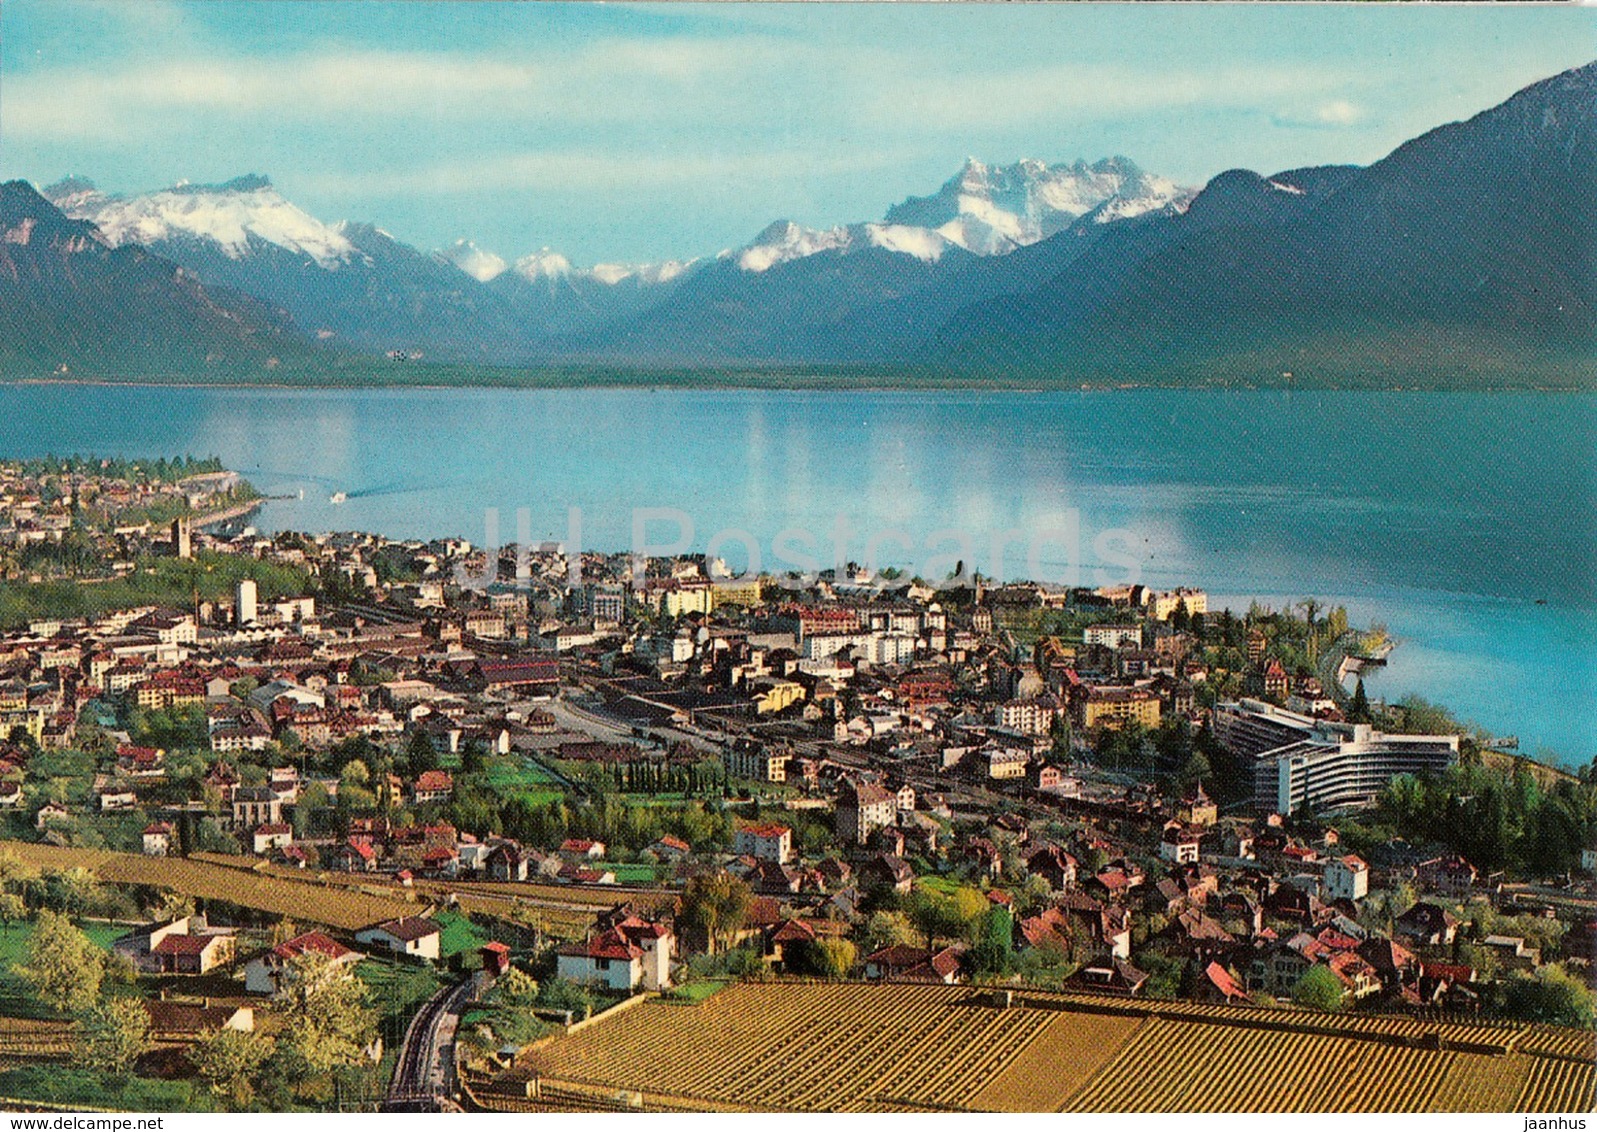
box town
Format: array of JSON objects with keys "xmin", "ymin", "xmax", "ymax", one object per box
[{"xmin": 0, "ymin": 458, "xmax": 1591, "ymax": 1113}]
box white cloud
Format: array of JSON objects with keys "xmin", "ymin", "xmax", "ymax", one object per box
[
  {"xmin": 296, "ymin": 146, "xmax": 912, "ymax": 199},
  {"xmin": 0, "ymin": 35, "xmax": 880, "ymax": 142},
  {"xmin": 1270, "ymin": 98, "xmax": 1369, "ymax": 131},
  {"xmin": 856, "ymin": 61, "xmax": 1369, "ymax": 134},
  {"xmin": 1315, "ymin": 100, "xmax": 1364, "ymax": 126}
]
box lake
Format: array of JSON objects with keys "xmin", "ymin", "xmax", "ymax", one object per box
[{"xmin": 5, "ymin": 383, "xmax": 1593, "ymax": 765}]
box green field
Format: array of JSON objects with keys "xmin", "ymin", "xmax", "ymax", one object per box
[
  {"xmin": 434, "ymin": 908, "xmax": 493, "ymax": 958},
  {"xmin": 603, "ymin": 862, "xmax": 669, "ymax": 884},
  {"xmin": 0, "ymin": 918, "xmax": 123, "ymax": 965},
  {"xmin": 0, "ymin": 1066, "xmax": 216, "ymax": 1113},
  {"xmin": 485, "ymin": 756, "xmax": 566, "ymax": 806},
  {"xmin": 356, "ymin": 957, "xmax": 443, "ymax": 1056},
  {"xmin": 662, "ymin": 980, "xmax": 729, "ymax": 1005},
  {"xmin": 0, "ymin": 919, "xmax": 125, "ymax": 1017}
]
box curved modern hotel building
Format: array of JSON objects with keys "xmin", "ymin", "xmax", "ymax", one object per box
[{"xmin": 1213, "ymin": 699, "xmax": 1460, "ymax": 815}]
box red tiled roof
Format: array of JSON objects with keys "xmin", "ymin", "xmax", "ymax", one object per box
[
  {"xmin": 415, "ymin": 770, "xmax": 453, "ymax": 792},
  {"xmin": 273, "ymin": 930, "xmax": 354, "ymax": 961},
  {"xmin": 1203, "ymin": 961, "xmax": 1246, "ymax": 1000},
  {"xmin": 154, "ymin": 933, "xmax": 224, "ymax": 955}
]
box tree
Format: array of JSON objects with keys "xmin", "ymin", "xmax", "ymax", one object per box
[
  {"xmin": 1290, "ymin": 965, "xmax": 1345, "ymax": 1012},
  {"xmin": 271, "ymin": 952, "xmax": 377, "ymax": 1096},
  {"xmin": 17, "ymin": 909, "xmax": 103, "ymax": 1015},
  {"xmin": 0, "ymin": 893, "xmax": 25, "ymax": 936},
  {"xmin": 1500, "ymin": 965, "xmax": 1596, "ymax": 1029},
  {"xmin": 1348, "ymin": 679, "xmax": 1372, "ymax": 725},
  {"xmin": 535, "ymin": 977, "xmax": 593, "ymax": 1019},
  {"xmin": 969, "ymin": 907, "xmax": 1015, "ymax": 977},
  {"xmin": 860, "ymin": 910, "xmax": 917, "ymax": 953},
  {"xmin": 906, "ymin": 885, "xmax": 987, "ymax": 949},
  {"xmin": 792, "ymin": 938, "xmax": 857, "ymax": 979},
  {"xmin": 191, "ymin": 1027, "xmax": 274, "ymax": 1107},
  {"xmin": 0, "ymin": 848, "xmax": 38, "ymax": 892},
  {"xmin": 680, "ymin": 872, "xmax": 752, "ymax": 955},
  {"xmin": 76, "ymin": 996, "xmax": 151, "ymax": 1075},
  {"xmin": 154, "ymin": 891, "xmax": 196, "ymax": 924},
  {"xmin": 406, "ymin": 730, "xmax": 440, "ymax": 775},
  {"xmin": 492, "ymin": 966, "xmax": 540, "ymax": 1008}
]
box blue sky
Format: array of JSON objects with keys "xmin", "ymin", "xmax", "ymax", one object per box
[{"xmin": 2, "ymin": 2, "xmax": 1591, "ymax": 265}]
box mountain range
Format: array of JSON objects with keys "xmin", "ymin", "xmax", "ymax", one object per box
[{"xmin": 2, "ymin": 61, "xmax": 1592, "ymax": 386}]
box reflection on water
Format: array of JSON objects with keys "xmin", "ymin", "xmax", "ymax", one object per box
[{"xmin": 1, "ymin": 384, "xmax": 1592, "ymax": 762}]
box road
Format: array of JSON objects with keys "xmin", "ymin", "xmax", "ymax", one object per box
[{"xmin": 384, "ymin": 977, "xmax": 472, "ymax": 1112}]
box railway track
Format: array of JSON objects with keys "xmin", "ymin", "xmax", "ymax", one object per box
[{"xmin": 384, "ymin": 977, "xmax": 472, "ymax": 1112}]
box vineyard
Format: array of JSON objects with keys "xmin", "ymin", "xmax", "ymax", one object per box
[
  {"xmin": 0, "ymin": 841, "xmax": 420, "ymax": 930},
  {"xmin": 480, "ymin": 982, "xmax": 1596, "ymax": 1113}
]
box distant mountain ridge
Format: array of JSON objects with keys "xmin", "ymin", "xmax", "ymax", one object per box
[
  {"xmin": 0, "ymin": 180, "xmax": 315, "ymax": 378},
  {"xmin": 6, "ymin": 61, "xmax": 1593, "ymax": 386}
]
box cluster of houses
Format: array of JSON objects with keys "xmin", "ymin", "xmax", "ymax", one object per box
[{"xmin": 3, "ymin": 463, "xmax": 1591, "ymax": 1020}]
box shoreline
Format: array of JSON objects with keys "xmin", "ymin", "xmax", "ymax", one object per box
[{"xmin": 4, "ymin": 377, "xmax": 1595, "ymax": 395}]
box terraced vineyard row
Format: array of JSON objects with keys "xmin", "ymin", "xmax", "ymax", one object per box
[
  {"xmin": 508, "ymin": 982, "xmax": 1597, "ymax": 1113},
  {"xmin": 531, "ymin": 982, "xmax": 1064, "ymax": 1110},
  {"xmin": 1516, "ymin": 1025, "xmax": 1596, "ymax": 1062},
  {"xmin": 0, "ymin": 1019, "xmax": 73, "ymax": 1058},
  {"xmin": 1, "ymin": 840, "xmax": 418, "ymax": 929},
  {"xmin": 968, "ymin": 1009, "xmax": 1142, "ymax": 1111},
  {"xmin": 1514, "ymin": 1053, "xmax": 1596, "ymax": 1113},
  {"xmin": 1430, "ymin": 1054, "xmax": 1543, "ymax": 1112}
]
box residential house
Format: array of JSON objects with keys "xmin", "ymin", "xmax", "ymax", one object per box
[
  {"xmin": 231, "ymin": 786, "xmax": 282, "ymax": 830},
  {"xmin": 1160, "ymin": 823, "xmax": 1201, "ymax": 865},
  {"xmin": 734, "ymin": 822, "xmax": 793, "ymax": 864},
  {"xmin": 141, "ymin": 822, "xmax": 173, "ymax": 857},
  {"xmin": 412, "ymin": 769, "xmax": 454, "ymax": 804},
  {"xmin": 144, "ymin": 1001, "xmax": 254, "ymax": 1040},
  {"xmin": 555, "ymin": 914, "xmax": 673, "ymax": 991},
  {"xmin": 863, "ymin": 943, "xmax": 962, "ymax": 984},
  {"xmin": 836, "ymin": 777, "xmax": 896, "ymax": 846},
  {"xmin": 252, "ymin": 823, "xmax": 293, "ymax": 855},
  {"xmin": 243, "ymin": 931, "xmax": 361, "ymax": 996},
  {"xmin": 1322, "ymin": 855, "xmax": 1369, "ymax": 903},
  {"xmin": 1196, "ymin": 960, "xmax": 1249, "ymax": 1004},
  {"xmin": 559, "ymin": 838, "xmax": 606, "ymax": 860},
  {"xmin": 862, "ymin": 853, "xmax": 914, "ymax": 894},
  {"xmin": 355, "ymin": 916, "xmax": 442, "ymax": 962},
  {"xmin": 1394, "ymin": 903, "xmax": 1459, "ymax": 948},
  {"xmin": 152, "ymin": 929, "xmax": 237, "ymax": 975}
]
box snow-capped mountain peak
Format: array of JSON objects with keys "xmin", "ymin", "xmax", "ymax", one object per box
[
  {"xmin": 590, "ymin": 260, "xmax": 693, "ymax": 286},
  {"xmin": 887, "ymin": 155, "xmax": 1195, "ymax": 255},
  {"xmin": 503, "ymin": 243, "xmax": 695, "ymax": 288},
  {"xmin": 439, "ymin": 239, "xmax": 508, "ymax": 282},
  {"xmin": 729, "ymin": 217, "xmax": 954, "ymax": 274},
  {"xmin": 737, "ymin": 220, "xmax": 852, "ymax": 273},
  {"xmin": 723, "ymin": 156, "xmax": 1194, "ymax": 273},
  {"xmin": 512, "ymin": 247, "xmax": 575, "ymax": 282},
  {"xmin": 44, "ymin": 174, "xmax": 358, "ymax": 267}
]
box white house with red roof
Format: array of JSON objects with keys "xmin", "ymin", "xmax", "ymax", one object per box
[
  {"xmin": 1323, "ymin": 854, "xmax": 1369, "ymax": 902},
  {"xmin": 733, "ymin": 821, "xmax": 793, "ymax": 864},
  {"xmin": 411, "ymin": 769, "xmax": 454, "ymax": 804},
  {"xmin": 555, "ymin": 914, "xmax": 673, "ymax": 991},
  {"xmin": 252, "ymin": 822, "xmax": 293, "ymax": 855},
  {"xmin": 559, "ymin": 837, "xmax": 606, "ymax": 859},
  {"xmin": 243, "ymin": 930, "xmax": 361, "ymax": 996},
  {"xmin": 142, "ymin": 822, "xmax": 173, "ymax": 857}
]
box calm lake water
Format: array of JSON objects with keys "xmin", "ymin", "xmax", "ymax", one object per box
[{"xmin": 5, "ymin": 384, "xmax": 1593, "ymax": 765}]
